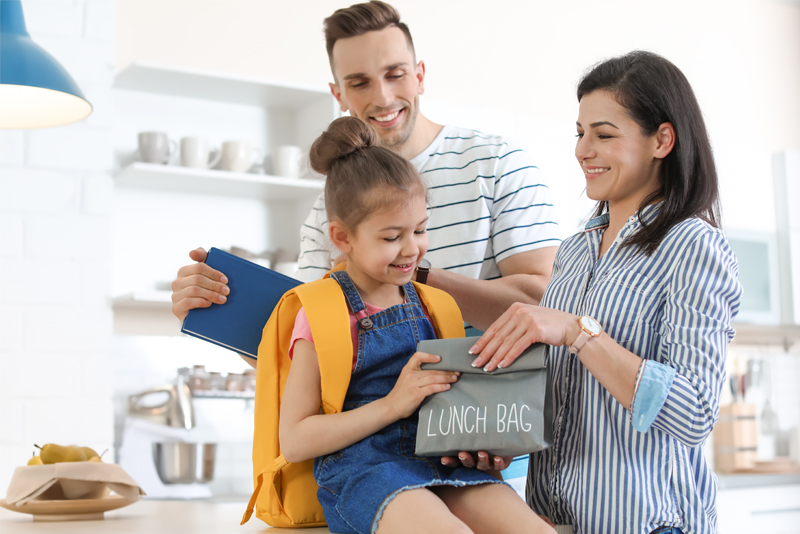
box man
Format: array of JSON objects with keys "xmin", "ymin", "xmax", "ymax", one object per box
[{"xmin": 171, "ymin": 1, "xmax": 560, "ymax": 333}]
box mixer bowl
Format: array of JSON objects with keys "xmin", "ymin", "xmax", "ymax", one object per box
[{"xmin": 152, "ymin": 442, "xmax": 216, "ymax": 484}]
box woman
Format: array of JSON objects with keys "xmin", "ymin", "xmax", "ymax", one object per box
[{"xmin": 469, "ymin": 51, "xmax": 742, "ymax": 534}]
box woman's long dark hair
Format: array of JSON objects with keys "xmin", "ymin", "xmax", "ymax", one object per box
[{"xmin": 577, "ymin": 51, "xmax": 720, "ymax": 255}]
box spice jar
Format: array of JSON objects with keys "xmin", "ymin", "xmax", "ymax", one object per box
[
  {"xmin": 243, "ymin": 369, "xmax": 256, "ymax": 392},
  {"xmin": 189, "ymin": 365, "xmax": 210, "ymax": 391},
  {"xmin": 226, "ymin": 373, "xmax": 245, "ymax": 392},
  {"xmin": 209, "ymin": 371, "xmax": 226, "ymax": 391}
]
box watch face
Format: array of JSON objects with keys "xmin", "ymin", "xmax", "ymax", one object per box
[
  {"xmin": 580, "ymin": 316, "xmax": 602, "ymax": 335},
  {"xmin": 418, "ymin": 258, "xmax": 431, "ymax": 270}
]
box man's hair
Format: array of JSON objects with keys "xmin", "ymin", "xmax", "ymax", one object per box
[{"xmin": 324, "ymin": 1, "xmax": 415, "ymax": 73}]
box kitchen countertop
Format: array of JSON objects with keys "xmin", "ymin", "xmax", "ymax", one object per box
[
  {"xmin": 5, "ymin": 474, "xmax": 800, "ymax": 532},
  {"xmin": 0, "ymin": 498, "xmax": 332, "ymax": 534}
]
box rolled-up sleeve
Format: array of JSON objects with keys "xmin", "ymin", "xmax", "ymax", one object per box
[{"xmin": 632, "ymin": 230, "xmax": 742, "ymax": 446}]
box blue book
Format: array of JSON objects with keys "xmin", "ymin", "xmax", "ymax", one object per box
[{"xmin": 180, "ymin": 247, "xmax": 302, "ymax": 359}]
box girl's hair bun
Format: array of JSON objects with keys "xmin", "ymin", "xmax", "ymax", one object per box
[{"xmin": 309, "ymin": 116, "xmax": 379, "ymax": 175}]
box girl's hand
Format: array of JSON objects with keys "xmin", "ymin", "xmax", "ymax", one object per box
[
  {"xmin": 469, "ymin": 303, "xmax": 579, "ymax": 372},
  {"xmin": 384, "ymin": 352, "xmax": 459, "ymax": 420}
]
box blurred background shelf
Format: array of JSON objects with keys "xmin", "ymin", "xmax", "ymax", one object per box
[
  {"xmin": 116, "ymin": 162, "xmax": 323, "ymax": 201},
  {"xmin": 732, "ymin": 323, "xmax": 800, "ymax": 351},
  {"xmin": 114, "ymin": 62, "xmax": 333, "ymax": 109}
]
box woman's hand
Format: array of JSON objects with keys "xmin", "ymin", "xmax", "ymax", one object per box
[
  {"xmin": 171, "ymin": 248, "xmax": 230, "ymax": 321},
  {"xmin": 469, "ymin": 303, "xmax": 579, "ymax": 372},
  {"xmin": 384, "ymin": 352, "xmax": 459, "ymax": 420}
]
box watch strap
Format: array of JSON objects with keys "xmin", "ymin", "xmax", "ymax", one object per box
[
  {"xmin": 568, "ymin": 329, "xmax": 590, "ymax": 354},
  {"xmin": 416, "ymin": 267, "xmax": 429, "ymax": 285}
]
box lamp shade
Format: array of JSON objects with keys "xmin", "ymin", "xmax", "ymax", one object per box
[{"xmin": 0, "ymin": 0, "xmax": 92, "ymax": 129}]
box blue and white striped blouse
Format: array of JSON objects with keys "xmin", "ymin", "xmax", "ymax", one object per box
[{"xmin": 527, "ymin": 204, "xmax": 742, "ymax": 534}]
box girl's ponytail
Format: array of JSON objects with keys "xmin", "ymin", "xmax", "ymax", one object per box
[
  {"xmin": 311, "ymin": 116, "xmax": 426, "ymax": 231},
  {"xmin": 309, "ymin": 116, "xmax": 378, "ymax": 175}
]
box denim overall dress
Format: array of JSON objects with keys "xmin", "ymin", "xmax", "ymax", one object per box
[{"xmin": 314, "ymin": 271, "xmax": 503, "ymax": 534}]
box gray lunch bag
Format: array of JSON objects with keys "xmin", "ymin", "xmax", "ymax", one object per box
[{"xmin": 415, "ymin": 336, "xmax": 553, "ymax": 457}]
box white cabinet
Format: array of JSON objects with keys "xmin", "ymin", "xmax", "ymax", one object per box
[
  {"xmin": 111, "ymin": 62, "xmax": 338, "ymax": 334},
  {"xmin": 717, "ymin": 482, "xmax": 800, "ymax": 534}
]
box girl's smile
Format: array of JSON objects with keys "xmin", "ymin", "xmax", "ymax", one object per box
[{"xmin": 332, "ymin": 193, "xmax": 429, "ymax": 308}]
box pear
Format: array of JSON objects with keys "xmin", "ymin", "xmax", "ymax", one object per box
[
  {"xmin": 79, "ymin": 446, "xmax": 99, "ymax": 461},
  {"xmin": 37, "ymin": 443, "xmax": 87, "ymax": 464},
  {"xmin": 27, "ymin": 455, "xmax": 43, "ymax": 466},
  {"xmin": 88, "ymin": 456, "xmax": 103, "ymax": 463}
]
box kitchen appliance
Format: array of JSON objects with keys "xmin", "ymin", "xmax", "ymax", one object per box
[
  {"xmin": 152, "ymin": 443, "xmax": 216, "ymax": 484},
  {"xmin": 127, "ymin": 376, "xmax": 195, "ymax": 429},
  {"xmin": 119, "ymin": 376, "xmax": 215, "ymax": 499}
]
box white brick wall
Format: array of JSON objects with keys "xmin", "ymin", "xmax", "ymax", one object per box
[{"xmin": 0, "ymin": 0, "xmax": 115, "ymax": 498}]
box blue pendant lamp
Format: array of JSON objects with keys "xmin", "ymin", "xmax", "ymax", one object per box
[{"xmin": 0, "ymin": 0, "xmax": 92, "ymax": 129}]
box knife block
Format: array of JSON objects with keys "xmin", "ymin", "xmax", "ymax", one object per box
[{"xmin": 714, "ymin": 403, "xmax": 758, "ymax": 473}]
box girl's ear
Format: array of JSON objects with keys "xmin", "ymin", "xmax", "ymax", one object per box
[
  {"xmin": 329, "ymin": 220, "xmax": 353, "ymax": 254},
  {"xmin": 653, "ymin": 122, "xmax": 676, "ymax": 159}
]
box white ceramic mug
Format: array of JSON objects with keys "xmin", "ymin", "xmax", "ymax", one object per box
[
  {"xmin": 180, "ymin": 137, "xmax": 222, "ymax": 169},
  {"xmin": 138, "ymin": 132, "xmax": 177, "ymax": 164},
  {"xmin": 221, "ymin": 140, "xmax": 262, "ymax": 173},
  {"xmin": 275, "ymin": 145, "xmax": 302, "ymax": 178}
]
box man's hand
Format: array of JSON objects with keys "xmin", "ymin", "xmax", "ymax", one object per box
[
  {"xmin": 170, "ymin": 248, "xmax": 230, "ymax": 322},
  {"xmin": 441, "ymin": 452, "xmax": 513, "ymax": 472}
]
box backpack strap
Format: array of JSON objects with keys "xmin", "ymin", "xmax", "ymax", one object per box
[
  {"xmin": 412, "ymin": 281, "xmax": 466, "ymax": 339},
  {"xmin": 295, "ymin": 278, "xmax": 353, "ymax": 414}
]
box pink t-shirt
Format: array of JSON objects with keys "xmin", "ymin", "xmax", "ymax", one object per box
[{"xmin": 289, "ymin": 302, "xmax": 431, "ymax": 370}]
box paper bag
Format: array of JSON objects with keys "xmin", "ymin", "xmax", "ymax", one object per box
[
  {"xmin": 5, "ymin": 463, "xmax": 145, "ymax": 506},
  {"xmin": 415, "ymin": 337, "xmax": 553, "ymax": 457}
]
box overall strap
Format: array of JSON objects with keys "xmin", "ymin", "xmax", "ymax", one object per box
[
  {"xmin": 402, "ymin": 281, "xmax": 423, "ymax": 307},
  {"xmin": 330, "ymin": 271, "xmax": 366, "ymax": 314}
]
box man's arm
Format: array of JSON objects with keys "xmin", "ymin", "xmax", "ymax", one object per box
[{"xmin": 426, "ymin": 246, "xmax": 557, "ymax": 331}]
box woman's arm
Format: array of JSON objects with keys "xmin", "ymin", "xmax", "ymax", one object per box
[
  {"xmin": 634, "ymin": 231, "xmax": 741, "ymax": 445},
  {"xmin": 279, "ymin": 340, "xmax": 459, "ymax": 463},
  {"xmin": 470, "ymin": 304, "xmax": 642, "ymax": 410},
  {"xmin": 470, "ymin": 230, "xmax": 741, "ymax": 447}
]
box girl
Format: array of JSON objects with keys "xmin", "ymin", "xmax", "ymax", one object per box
[
  {"xmin": 468, "ymin": 51, "xmax": 742, "ymax": 533},
  {"xmin": 279, "ymin": 116, "xmax": 554, "ymax": 534}
]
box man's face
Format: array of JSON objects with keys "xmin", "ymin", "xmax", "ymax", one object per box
[{"xmin": 329, "ymin": 26, "xmax": 425, "ymax": 151}]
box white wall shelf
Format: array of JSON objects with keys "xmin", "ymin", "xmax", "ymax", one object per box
[
  {"xmin": 113, "ymin": 291, "xmax": 173, "ymax": 309},
  {"xmin": 114, "ymin": 61, "xmax": 333, "ymax": 109},
  {"xmin": 116, "ymin": 162, "xmax": 323, "ymax": 201},
  {"xmin": 732, "ymin": 322, "xmax": 800, "ymax": 352},
  {"xmin": 112, "ymin": 63, "xmax": 337, "ymax": 338}
]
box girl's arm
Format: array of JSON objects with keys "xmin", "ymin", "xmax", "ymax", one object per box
[{"xmin": 279, "ymin": 339, "xmax": 459, "ymax": 463}]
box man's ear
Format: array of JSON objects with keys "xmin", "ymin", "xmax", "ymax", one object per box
[
  {"xmin": 416, "ymin": 60, "xmax": 426, "ymax": 95},
  {"xmin": 653, "ymin": 122, "xmax": 675, "ymax": 159},
  {"xmin": 329, "ymin": 82, "xmax": 348, "ymax": 113},
  {"xmin": 329, "ymin": 220, "xmax": 353, "ymax": 254}
]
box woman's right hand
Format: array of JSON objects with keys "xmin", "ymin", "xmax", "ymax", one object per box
[
  {"xmin": 384, "ymin": 352, "xmax": 459, "ymax": 420},
  {"xmin": 170, "ymin": 248, "xmax": 230, "ymax": 321}
]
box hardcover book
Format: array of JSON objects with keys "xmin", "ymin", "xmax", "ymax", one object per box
[{"xmin": 180, "ymin": 247, "xmax": 302, "ymax": 359}]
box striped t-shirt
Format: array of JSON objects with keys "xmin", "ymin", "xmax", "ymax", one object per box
[
  {"xmin": 528, "ymin": 204, "xmax": 742, "ymax": 534},
  {"xmin": 296, "ymin": 125, "xmax": 561, "ymax": 282}
]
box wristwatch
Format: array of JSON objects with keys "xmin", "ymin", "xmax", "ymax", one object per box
[
  {"xmin": 568, "ymin": 315, "xmax": 603, "ymax": 354},
  {"xmin": 415, "ymin": 258, "xmax": 431, "ymax": 284}
]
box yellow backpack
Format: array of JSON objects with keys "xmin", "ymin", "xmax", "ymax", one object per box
[{"xmin": 241, "ymin": 268, "xmax": 465, "ymax": 528}]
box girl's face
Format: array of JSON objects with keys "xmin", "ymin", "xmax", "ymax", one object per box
[
  {"xmin": 575, "ymin": 90, "xmax": 664, "ymax": 215},
  {"xmin": 345, "ymin": 193, "xmax": 429, "ymax": 294}
]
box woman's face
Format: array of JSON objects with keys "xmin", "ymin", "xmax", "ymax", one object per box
[{"xmin": 575, "ymin": 90, "xmax": 663, "ymax": 215}]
